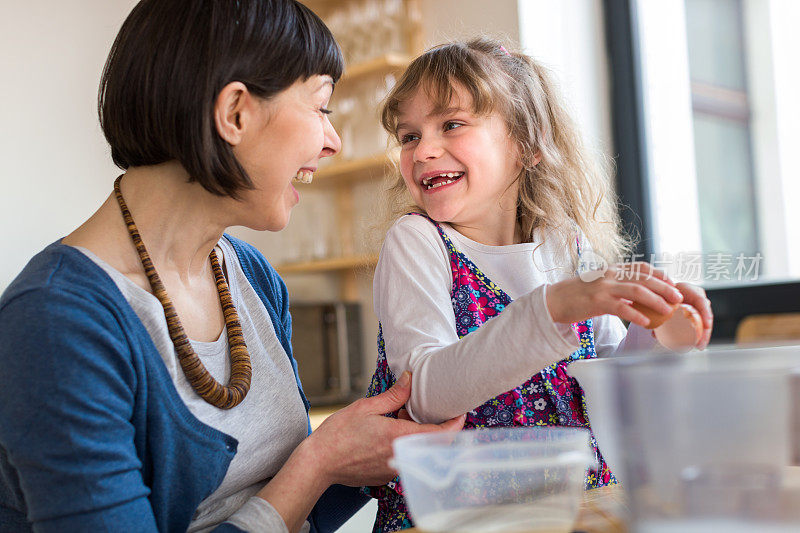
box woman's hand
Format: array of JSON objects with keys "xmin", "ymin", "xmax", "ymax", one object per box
[
  {"xmin": 258, "ymin": 372, "xmax": 464, "ymax": 532},
  {"xmin": 302, "ymin": 371, "xmax": 466, "ymax": 488},
  {"xmin": 546, "ymin": 262, "xmax": 684, "ymax": 328},
  {"xmin": 675, "ymin": 281, "xmax": 713, "ymax": 349}
]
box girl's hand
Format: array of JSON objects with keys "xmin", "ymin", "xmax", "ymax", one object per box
[
  {"xmin": 546, "ymin": 262, "xmax": 684, "ymax": 327},
  {"xmin": 302, "ymin": 371, "xmax": 466, "ymax": 488},
  {"xmin": 675, "ymin": 281, "xmax": 713, "ymax": 349}
]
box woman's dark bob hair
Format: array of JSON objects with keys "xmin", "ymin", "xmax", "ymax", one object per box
[{"xmin": 99, "ymin": 0, "xmax": 343, "ymax": 198}]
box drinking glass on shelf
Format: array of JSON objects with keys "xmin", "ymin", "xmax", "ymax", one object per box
[
  {"xmin": 309, "ymin": 193, "xmax": 333, "ymax": 260},
  {"xmin": 333, "ymin": 93, "xmax": 356, "ymax": 160},
  {"xmin": 346, "ymin": 1, "xmax": 368, "ymax": 65},
  {"xmin": 325, "ymin": 10, "xmax": 348, "ymax": 63},
  {"xmin": 345, "ymin": 74, "xmax": 391, "ymax": 160},
  {"xmin": 368, "ymin": 76, "xmax": 390, "ymax": 155},
  {"xmin": 282, "ymin": 213, "xmax": 307, "ymax": 264},
  {"xmin": 383, "ymin": 0, "xmax": 404, "ymax": 55},
  {"xmin": 361, "ymin": 0, "xmax": 382, "ymax": 59}
]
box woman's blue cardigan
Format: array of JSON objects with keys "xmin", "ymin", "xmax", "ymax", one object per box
[{"xmin": 0, "ymin": 236, "xmax": 367, "ymax": 532}]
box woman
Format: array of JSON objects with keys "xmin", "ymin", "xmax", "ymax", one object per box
[{"xmin": 0, "ymin": 1, "xmax": 463, "ymax": 531}]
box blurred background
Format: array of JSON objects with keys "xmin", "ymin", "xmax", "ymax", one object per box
[{"xmin": 1, "ymin": 0, "xmax": 799, "ymax": 528}]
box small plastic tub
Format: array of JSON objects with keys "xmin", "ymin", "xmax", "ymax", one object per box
[{"xmin": 391, "ymin": 426, "xmax": 595, "ymax": 532}]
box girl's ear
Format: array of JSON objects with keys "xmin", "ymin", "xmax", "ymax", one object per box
[
  {"xmin": 516, "ymin": 140, "xmax": 541, "ymax": 169},
  {"xmin": 214, "ymin": 81, "xmax": 251, "ymax": 146}
]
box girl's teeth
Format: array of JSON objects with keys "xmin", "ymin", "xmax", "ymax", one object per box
[
  {"xmin": 293, "ymin": 170, "xmax": 313, "ymax": 184},
  {"xmin": 429, "ymin": 178, "xmax": 456, "ymax": 189},
  {"xmin": 421, "ymin": 172, "xmax": 463, "ymax": 187}
]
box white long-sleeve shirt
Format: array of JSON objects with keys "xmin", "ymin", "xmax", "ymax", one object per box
[{"xmin": 375, "ymin": 215, "xmax": 656, "ymax": 424}]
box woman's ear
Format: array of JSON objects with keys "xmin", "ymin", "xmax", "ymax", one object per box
[{"xmin": 214, "ymin": 81, "xmax": 250, "ymax": 146}]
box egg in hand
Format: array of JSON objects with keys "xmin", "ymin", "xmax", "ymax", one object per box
[{"xmin": 631, "ymin": 302, "xmax": 703, "ymax": 351}]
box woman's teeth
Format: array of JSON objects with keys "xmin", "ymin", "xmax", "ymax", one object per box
[
  {"xmin": 293, "ymin": 170, "xmax": 313, "ymax": 184},
  {"xmin": 421, "ymin": 172, "xmax": 464, "ymax": 190}
]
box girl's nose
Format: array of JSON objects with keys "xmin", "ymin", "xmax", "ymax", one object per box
[
  {"xmin": 320, "ymin": 116, "xmax": 341, "ymax": 158},
  {"xmin": 413, "ymin": 136, "xmax": 443, "ymax": 162}
]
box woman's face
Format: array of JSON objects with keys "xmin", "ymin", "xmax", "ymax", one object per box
[{"xmin": 233, "ymin": 75, "xmax": 340, "ymax": 231}]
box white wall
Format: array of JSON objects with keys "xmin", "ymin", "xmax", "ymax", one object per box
[
  {"xmin": 0, "ymin": 1, "xmax": 139, "ymax": 291},
  {"xmin": 421, "ymin": 0, "xmax": 521, "ymax": 47},
  {"xmin": 518, "ymin": 0, "xmax": 613, "ymax": 156}
]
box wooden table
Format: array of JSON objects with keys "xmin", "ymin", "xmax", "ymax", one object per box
[
  {"xmin": 407, "ymin": 484, "xmax": 627, "ymax": 532},
  {"xmin": 573, "ymin": 484, "xmax": 627, "ymax": 533}
]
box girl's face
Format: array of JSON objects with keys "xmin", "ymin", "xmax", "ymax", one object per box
[
  {"xmin": 234, "ymin": 75, "xmax": 341, "ymax": 231},
  {"xmin": 395, "ymin": 84, "xmax": 522, "ymax": 243}
]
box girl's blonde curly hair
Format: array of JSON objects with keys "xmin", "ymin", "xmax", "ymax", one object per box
[{"xmin": 378, "ymin": 37, "xmax": 633, "ymax": 268}]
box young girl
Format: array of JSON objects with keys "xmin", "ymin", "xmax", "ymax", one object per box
[{"xmin": 364, "ymin": 38, "xmax": 714, "ymax": 531}]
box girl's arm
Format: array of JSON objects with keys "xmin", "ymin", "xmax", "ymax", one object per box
[
  {"xmin": 592, "ymin": 282, "xmax": 713, "ymax": 356},
  {"xmin": 376, "ymin": 217, "xmax": 581, "ymax": 424}
]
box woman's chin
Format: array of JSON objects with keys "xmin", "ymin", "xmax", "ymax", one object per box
[
  {"xmin": 267, "ymin": 215, "xmax": 291, "ymax": 233},
  {"xmin": 241, "ymin": 210, "xmax": 291, "ymax": 233}
]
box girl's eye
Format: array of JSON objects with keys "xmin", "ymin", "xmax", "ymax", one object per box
[
  {"xmin": 444, "ymin": 121, "xmax": 462, "ymax": 131},
  {"xmin": 319, "ymin": 107, "xmax": 332, "ymax": 115},
  {"xmin": 399, "ymin": 133, "xmax": 419, "ymax": 145}
]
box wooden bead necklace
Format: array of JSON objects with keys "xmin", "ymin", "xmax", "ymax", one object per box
[{"xmin": 113, "ymin": 176, "xmax": 251, "ymax": 409}]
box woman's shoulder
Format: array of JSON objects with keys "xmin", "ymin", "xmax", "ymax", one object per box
[
  {"xmin": 1, "ymin": 241, "xmax": 123, "ymax": 311},
  {"xmin": 0, "ymin": 243, "xmax": 146, "ymax": 389}
]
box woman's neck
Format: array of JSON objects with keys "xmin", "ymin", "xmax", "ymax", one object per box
[{"xmin": 64, "ymin": 161, "xmax": 235, "ymax": 281}]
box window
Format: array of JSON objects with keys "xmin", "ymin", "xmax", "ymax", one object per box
[
  {"xmin": 687, "ymin": 0, "xmax": 758, "ymax": 271},
  {"xmin": 626, "ymin": 0, "xmax": 800, "ymax": 286}
]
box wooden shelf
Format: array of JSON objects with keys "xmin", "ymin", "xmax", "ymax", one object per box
[
  {"xmin": 276, "ymin": 254, "xmax": 378, "ymax": 275},
  {"xmin": 314, "ymin": 150, "xmax": 398, "ymax": 185},
  {"xmin": 340, "ymin": 53, "xmax": 411, "ymax": 84}
]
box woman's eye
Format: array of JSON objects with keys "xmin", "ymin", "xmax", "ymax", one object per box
[
  {"xmin": 399, "ymin": 133, "xmax": 419, "ymax": 145},
  {"xmin": 319, "ymin": 107, "xmax": 332, "ymax": 115},
  {"xmin": 444, "ymin": 121, "xmax": 462, "ymax": 131}
]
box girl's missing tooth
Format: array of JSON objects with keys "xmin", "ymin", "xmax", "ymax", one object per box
[{"xmin": 365, "ymin": 38, "xmax": 713, "ymax": 532}]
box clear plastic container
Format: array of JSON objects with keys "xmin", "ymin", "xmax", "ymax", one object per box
[
  {"xmin": 391, "ymin": 426, "xmax": 595, "ymax": 532},
  {"xmin": 566, "ymin": 357, "xmax": 624, "ymax": 482},
  {"xmin": 611, "ymin": 344, "xmax": 800, "ymax": 531}
]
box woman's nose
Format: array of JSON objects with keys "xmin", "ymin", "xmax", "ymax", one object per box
[
  {"xmin": 413, "ymin": 136, "xmax": 443, "ymax": 162},
  {"xmin": 320, "ymin": 116, "xmax": 341, "ymax": 158}
]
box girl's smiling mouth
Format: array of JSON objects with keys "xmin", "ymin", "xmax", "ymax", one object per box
[{"xmin": 420, "ymin": 171, "xmax": 465, "ymax": 191}]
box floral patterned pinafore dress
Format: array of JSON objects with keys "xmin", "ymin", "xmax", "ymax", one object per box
[{"xmin": 364, "ymin": 215, "xmax": 616, "ymax": 532}]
